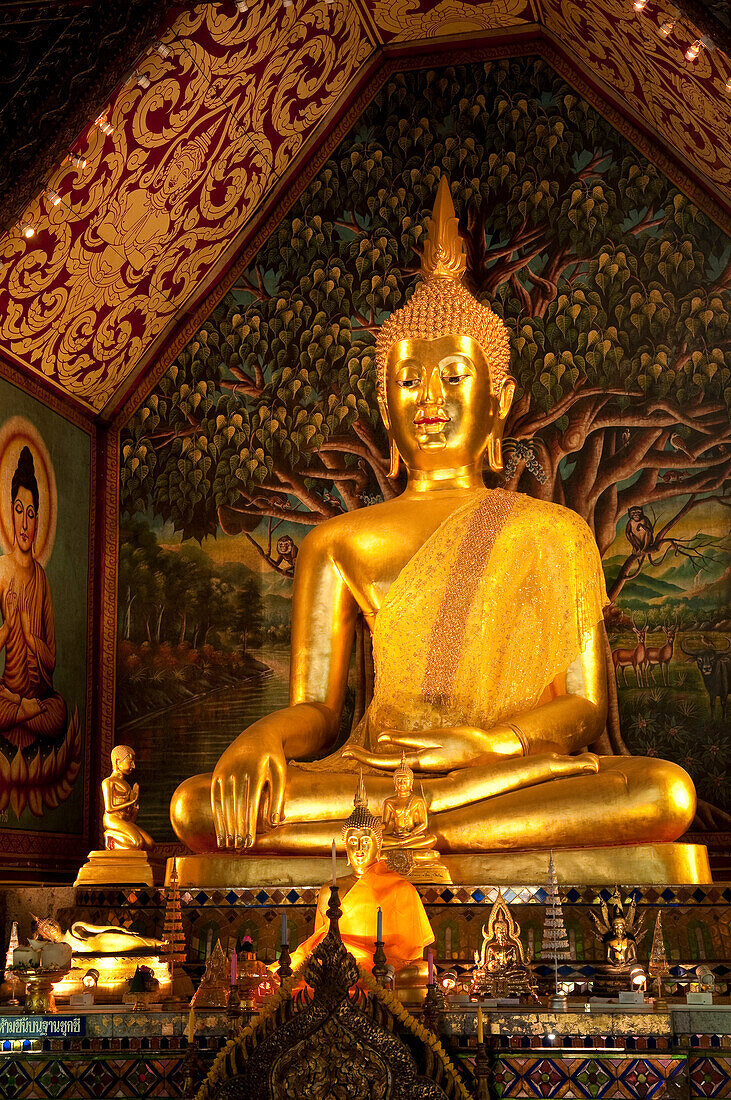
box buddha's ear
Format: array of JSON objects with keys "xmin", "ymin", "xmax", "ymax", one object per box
[
  {"xmin": 497, "ymin": 376, "xmax": 516, "ymax": 421},
  {"xmin": 377, "ymin": 396, "xmax": 401, "ymax": 478},
  {"xmin": 377, "ymin": 394, "xmax": 390, "ymax": 431}
]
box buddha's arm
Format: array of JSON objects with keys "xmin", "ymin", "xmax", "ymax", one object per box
[
  {"xmin": 345, "ymin": 623, "xmax": 607, "ymax": 771},
  {"xmin": 211, "ymin": 524, "xmax": 358, "ymax": 847}
]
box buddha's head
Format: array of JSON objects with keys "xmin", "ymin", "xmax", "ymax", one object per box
[
  {"xmin": 394, "ymin": 750, "xmax": 414, "ymax": 797},
  {"xmin": 111, "ymin": 745, "xmax": 136, "ymax": 776},
  {"xmin": 375, "ymin": 177, "xmax": 515, "ymax": 479},
  {"xmin": 11, "ymin": 446, "xmax": 39, "ymax": 556},
  {"xmin": 342, "ymin": 771, "xmax": 383, "ymax": 878},
  {"xmin": 494, "ymin": 917, "xmax": 509, "ymax": 946},
  {"xmin": 612, "ymin": 917, "xmax": 627, "ymax": 938}
]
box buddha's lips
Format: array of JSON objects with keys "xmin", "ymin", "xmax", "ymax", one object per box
[{"xmin": 415, "ymin": 415, "xmax": 449, "ymax": 426}]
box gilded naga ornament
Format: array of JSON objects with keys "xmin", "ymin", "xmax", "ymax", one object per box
[
  {"xmin": 589, "ymin": 889, "xmax": 646, "ymax": 971},
  {"xmin": 170, "ymin": 176, "xmax": 703, "ymax": 888}
]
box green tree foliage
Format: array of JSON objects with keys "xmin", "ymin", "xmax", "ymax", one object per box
[{"xmin": 120, "ymin": 58, "xmax": 730, "ymax": 592}]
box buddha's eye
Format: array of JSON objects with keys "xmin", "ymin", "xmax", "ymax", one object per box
[
  {"xmin": 440, "ymin": 355, "xmax": 474, "ymax": 386},
  {"xmin": 443, "ymin": 372, "xmax": 469, "ymax": 385},
  {"xmin": 397, "ymin": 377, "xmax": 420, "ymax": 389}
]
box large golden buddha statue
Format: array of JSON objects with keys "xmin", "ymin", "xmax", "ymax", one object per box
[{"xmin": 171, "ymin": 178, "xmax": 705, "ymax": 884}]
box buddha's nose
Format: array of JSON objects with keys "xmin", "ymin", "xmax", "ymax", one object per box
[{"xmin": 424, "ymin": 367, "xmax": 445, "ymax": 404}]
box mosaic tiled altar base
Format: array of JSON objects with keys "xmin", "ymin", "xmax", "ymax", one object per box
[{"xmin": 69, "ymin": 882, "xmax": 731, "ymax": 981}]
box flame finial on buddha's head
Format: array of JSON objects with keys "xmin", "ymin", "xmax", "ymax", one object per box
[{"xmin": 375, "ymin": 175, "xmax": 511, "ymax": 401}]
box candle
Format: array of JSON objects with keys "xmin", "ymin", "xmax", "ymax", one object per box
[
  {"xmin": 331, "ymin": 839, "xmax": 337, "ymax": 886},
  {"xmin": 187, "ymin": 1007, "xmax": 195, "ymax": 1043},
  {"xmin": 477, "ymin": 1005, "xmax": 484, "ymax": 1044},
  {"xmin": 427, "ymin": 947, "xmax": 434, "ymax": 985},
  {"xmin": 281, "ymin": 911, "xmax": 288, "ymax": 945},
  {"xmin": 376, "ymin": 907, "xmax": 383, "ymax": 943},
  {"xmin": 230, "ymin": 950, "xmax": 237, "ymax": 987}
]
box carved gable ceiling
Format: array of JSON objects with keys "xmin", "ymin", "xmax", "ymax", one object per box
[{"xmin": 0, "ymin": 0, "xmax": 728, "ymax": 418}]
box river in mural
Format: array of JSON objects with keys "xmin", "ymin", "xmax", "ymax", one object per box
[{"xmin": 119, "ymin": 646, "xmax": 290, "ymax": 842}]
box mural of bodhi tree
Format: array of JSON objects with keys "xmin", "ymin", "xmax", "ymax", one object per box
[{"xmin": 120, "ymin": 58, "xmax": 730, "ymax": 836}]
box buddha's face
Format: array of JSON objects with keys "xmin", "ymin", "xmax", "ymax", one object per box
[
  {"xmin": 394, "ymin": 771, "xmax": 412, "ymax": 796},
  {"xmin": 344, "ymin": 827, "xmax": 380, "ymax": 878},
  {"xmin": 612, "ymin": 918, "xmax": 626, "ymax": 938},
  {"xmin": 12, "ymin": 487, "xmax": 37, "ymax": 554},
  {"xmin": 494, "ymin": 920, "xmax": 508, "ymax": 945},
  {"xmin": 113, "ymin": 750, "xmax": 135, "ymax": 776},
  {"xmin": 383, "ymin": 335, "xmax": 513, "ymax": 472}
]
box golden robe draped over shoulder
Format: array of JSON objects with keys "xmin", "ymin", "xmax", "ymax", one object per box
[
  {"xmin": 367, "ymin": 489, "xmax": 607, "ymax": 741},
  {"xmin": 298, "ymin": 489, "xmax": 607, "ymax": 771}
]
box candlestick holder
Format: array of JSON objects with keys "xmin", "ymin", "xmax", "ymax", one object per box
[
  {"xmin": 422, "ymin": 980, "xmax": 446, "ymax": 1035},
  {"xmin": 474, "ymin": 1040, "xmax": 491, "ymax": 1100},
  {"xmin": 181, "ymin": 1036, "xmax": 205, "ymax": 1100},
  {"xmin": 227, "ymin": 982, "xmax": 242, "ymax": 1038},
  {"xmin": 278, "ymin": 943, "xmax": 293, "ymax": 981},
  {"xmin": 372, "ymin": 940, "xmax": 388, "ymax": 986}
]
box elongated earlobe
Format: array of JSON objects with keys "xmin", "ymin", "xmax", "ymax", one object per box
[
  {"xmin": 388, "ymin": 438, "xmax": 401, "ymax": 479},
  {"xmin": 486, "ymin": 434, "xmax": 503, "ymax": 473}
]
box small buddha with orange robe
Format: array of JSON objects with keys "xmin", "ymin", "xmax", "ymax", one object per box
[{"xmin": 289, "ymin": 775, "xmax": 434, "ymax": 976}]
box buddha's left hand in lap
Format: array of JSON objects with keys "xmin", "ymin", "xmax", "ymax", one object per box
[{"xmin": 342, "ymin": 722, "xmax": 525, "ymax": 771}]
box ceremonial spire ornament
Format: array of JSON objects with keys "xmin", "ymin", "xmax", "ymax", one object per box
[{"xmin": 540, "ymin": 851, "xmax": 571, "ymax": 995}]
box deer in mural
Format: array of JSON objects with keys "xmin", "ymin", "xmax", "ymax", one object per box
[
  {"xmin": 643, "ymin": 621, "xmax": 679, "ymax": 686},
  {"xmin": 612, "ymin": 613, "xmax": 648, "ymax": 688}
]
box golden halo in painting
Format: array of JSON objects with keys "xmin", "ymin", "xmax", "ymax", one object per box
[{"xmin": 0, "ymin": 417, "xmax": 57, "ymax": 567}]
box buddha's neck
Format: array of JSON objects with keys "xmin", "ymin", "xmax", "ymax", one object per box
[{"xmin": 404, "ymin": 461, "xmax": 486, "ymax": 494}]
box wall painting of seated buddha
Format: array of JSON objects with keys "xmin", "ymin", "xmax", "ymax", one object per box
[{"xmin": 0, "ymin": 379, "xmax": 91, "ymax": 846}]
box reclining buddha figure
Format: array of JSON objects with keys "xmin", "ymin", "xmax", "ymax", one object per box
[{"xmin": 171, "ymin": 178, "xmax": 698, "ymax": 871}]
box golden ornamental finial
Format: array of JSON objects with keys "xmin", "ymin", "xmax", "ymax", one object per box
[{"xmin": 421, "ymin": 175, "xmax": 467, "ymax": 282}]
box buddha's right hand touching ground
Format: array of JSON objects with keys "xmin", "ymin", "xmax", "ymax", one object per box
[{"xmin": 210, "ymin": 702, "xmax": 336, "ymax": 849}]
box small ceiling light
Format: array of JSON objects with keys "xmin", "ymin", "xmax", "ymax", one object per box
[
  {"xmin": 135, "ymin": 70, "xmax": 151, "ymax": 89},
  {"xmin": 95, "ymin": 114, "xmax": 114, "ymax": 136},
  {"xmin": 685, "ymin": 38, "xmax": 702, "ymax": 61},
  {"xmin": 633, "ymin": 0, "xmax": 648, "ymax": 11},
  {"xmin": 547, "ymin": 1032, "xmax": 556, "ymax": 1041},
  {"xmin": 70, "ymin": 153, "xmax": 87, "ymax": 169},
  {"xmin": 155, "ymin": 40, "xmax": 173, "ymax": 58},
  {"xmin": 659, "ymin": 18, "xmax": 675, "ymax": 37},
  {"xmin": 45, "ymin": 189, "xmax": 61, "ymax": 206},
  {"xmin": 726, "ymin": 76, "xmax": 731, "ymax": 92},
  {"xmin": 19, "ymin": 222, "xmax": 35, "ymax": 239},
  {"xmin": 235, "ymin": 0, "xmax": 249, "ymax": 10}
]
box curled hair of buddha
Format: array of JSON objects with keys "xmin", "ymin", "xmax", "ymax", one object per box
[
  {"xmin": 375, "ymin": 176, "xmax": 511, "ymax": 401},
  {"xmin": 342, "ymin": 770, "xmax": 383, "ymax": 842},
  {"xmin": 11, "ymin": 446, "xmax": 39, "ymax": 511}
]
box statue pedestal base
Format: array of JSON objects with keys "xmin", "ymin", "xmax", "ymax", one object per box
[
  {"xmin": 167, "ymin": 842, "xmax": 710, "ymax": 888},
  {"xmin": 74, "ymin": 849, "xmax": 154, "ymax": 888}
]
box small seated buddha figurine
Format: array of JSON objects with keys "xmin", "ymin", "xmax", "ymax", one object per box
[
  {"xmin": 289, "ymin": 775, "xmax": 434, "ymax": 976},
  {"xmin": 171, "ymin": 177, "xmax": 700, "ymax": 884},
  {"xmin": 590, "ymin": 890, "xmax": 645, "ymax": 972},
  {"xmin": 103, "ymin": 745, "xmax": 153, "ymax": 851},
  {"xmin": 470, "ymin": 893, "xmax": 537, "ymax": 1000},
  {"xmin": 381, "ymin": 753, "xmax": 450, "ymax": 882}
]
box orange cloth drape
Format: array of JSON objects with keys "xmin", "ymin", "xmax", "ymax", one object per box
[{"xmin": 289, "ymin": 861, "xmax": 434, "ymax": 975}]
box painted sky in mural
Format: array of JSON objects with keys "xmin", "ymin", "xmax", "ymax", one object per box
[{"xmin": 118, "ymin": 57, "xmax": 730, "ymax": 843}]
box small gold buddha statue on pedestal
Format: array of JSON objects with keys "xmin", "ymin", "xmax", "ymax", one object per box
[
  {"xmin": 289, "ymin": 774, "xmax": 434, "ymax": 980},
  {"xmin": 469, "ymin": 893, "xmax": 537, "ymax": 1001},
  {"xmin": 381, "ymin": 753, "xmax": 450, "ymax": 883},
  {"xmin": 170, "ymin": 177, "xmax": 706, "ymax": 888},
  {"xmin": 589, "ymin": 889, "xmax": 646, "ymax": 994},
  {"xmin": 75, "ymin": 746, "xmax": 154, "ymax": 887}
]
